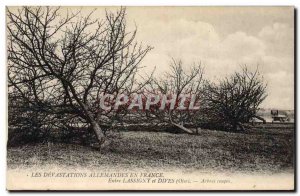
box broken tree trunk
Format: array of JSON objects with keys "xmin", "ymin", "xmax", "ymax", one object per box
[
  {"xmin": 168, "ymin": 113, "xmax": 195, "ymax": 134},
  {"xmin": 171, "ymin": 121, "xmax": 194, "ymax": 134},
  {"xmin": 253, "ymin": 115, "xmax": 266, "ymax": 124}
]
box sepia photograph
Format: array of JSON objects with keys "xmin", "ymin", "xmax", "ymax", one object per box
[{"xmin": 6, "ymin": 6, "xmax": 295, "ymax": 190}]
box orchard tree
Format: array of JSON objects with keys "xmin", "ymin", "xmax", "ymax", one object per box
[
  {"xmin": 7, "ymin": 6, "xmax": 152, "ymax": 148},
  {"xmin": 203, "ymin": 66, "xmax": 267, "ymax": 131},
  {"xmin": 144, "ymin": 59, "xmax": 204, "ymax": 134}
]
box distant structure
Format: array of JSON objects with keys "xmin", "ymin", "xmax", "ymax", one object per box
[{"xmin": 271, "ymin": 110, "xmax": 289, "ymax": 123}]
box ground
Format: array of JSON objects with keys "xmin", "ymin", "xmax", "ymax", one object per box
[{"xmin": 7, "ymin": 124, "xmax": 294, "ymax": 174}]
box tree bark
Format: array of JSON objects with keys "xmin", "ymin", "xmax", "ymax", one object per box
[
  {"xmin": 90, "ymin": 118, "xmax": 106, "ymax": 145},
  {"xmin": 65, "ymin": 80, "xmax": 106, "ymax": 148},
  {"xmin": 82, "ymin": 106, "xmax": 106, "ymax": 148}
]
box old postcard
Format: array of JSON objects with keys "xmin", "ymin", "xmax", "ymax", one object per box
[{"xmin": 6, "ymin": 6, "xmax": 295, "ymax": 190}]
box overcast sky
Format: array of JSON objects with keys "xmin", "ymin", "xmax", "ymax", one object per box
[{"xmin": 122, "ymin": 7, "xmax": 294, "ymax": 110}]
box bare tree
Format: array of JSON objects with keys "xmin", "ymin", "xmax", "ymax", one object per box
[
  {"xmin": 144, "ymin": 59, "xmax": 204, "ymax": 134},
  {"xmin": 203, "ymin": 66, "xmax": 267, "ymax": 132},
  {"xmin": 7, "ymin": 6, "xmax": 152, "ymax": 148}
]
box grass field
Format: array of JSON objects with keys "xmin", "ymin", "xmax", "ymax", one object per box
[{"xmin": 7, "ymin": 124, "xmax": 294, "ymax": 174}]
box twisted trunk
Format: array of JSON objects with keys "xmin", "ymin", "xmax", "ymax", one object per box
[
  {"xmin": 89, "ymin": 117, "xmax": 106, "ymax": 145},
  {"xmin": 64, "ymin": 80, "xmax": 106, "ymax": 148},
  {"xmin": 81, "ymin": 104, "xmax": 106, "ymax": 147}
]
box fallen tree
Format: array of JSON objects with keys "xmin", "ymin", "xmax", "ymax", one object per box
[{"xmin": 143, "ymin": 59, "xmax": 205, "ymax": 134}]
